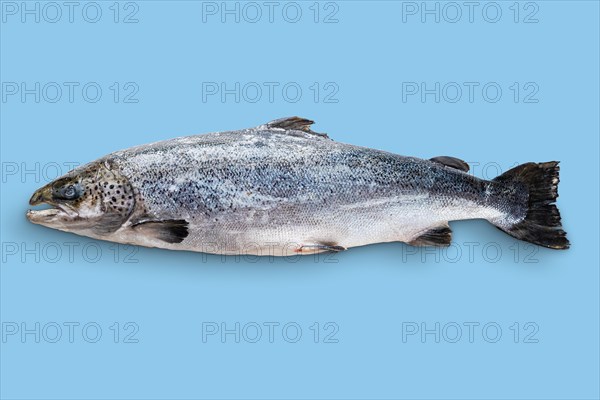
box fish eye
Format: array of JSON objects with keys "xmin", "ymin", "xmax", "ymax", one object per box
[
  {"xmin": 64, "ymin": 185, "xmax": 76, "ymax": 198},
  {"xmin": 55, "ymin": 183, "xmax": 81, "ymax": 200}
]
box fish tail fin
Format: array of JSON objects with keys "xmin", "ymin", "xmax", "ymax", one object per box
[{"xmin": 490, "ymin": 161, "xmax": 569, "ymax": 250}]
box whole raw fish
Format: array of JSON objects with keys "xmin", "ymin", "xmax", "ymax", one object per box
[{"xmin": 27, "ymin": 117, "xmax": 569, "ymax": 255}]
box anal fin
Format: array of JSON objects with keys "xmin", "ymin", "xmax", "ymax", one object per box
[
  {"xmin": 132, "ymin": 219, "xmax": 189, "ymax": 244},
  {"xmin": 409, "ymin": 225, "xmax": 452, "ymax": 247}
]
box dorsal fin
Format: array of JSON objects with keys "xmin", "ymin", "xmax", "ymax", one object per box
[
  {"xmin": 264, "ymin": 117, "xmax": 329, "ymax": 139},
  {"xmin": 430, "ymin": 156, "xmax": 470, "ymax": 172}
]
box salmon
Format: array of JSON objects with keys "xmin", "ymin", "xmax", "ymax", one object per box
[{"xmin": 27, "ymin": 117, "xmax": 569, "ymax": 255}]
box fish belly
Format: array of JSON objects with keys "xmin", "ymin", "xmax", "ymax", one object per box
[{"xmin": 169, "ymin": 196, "xmax": 500, "ymax": 256}]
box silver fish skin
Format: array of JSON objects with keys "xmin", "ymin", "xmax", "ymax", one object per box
[{"xmin": 27, "ymin": 117, "xmax": 569, "ymax": 255}]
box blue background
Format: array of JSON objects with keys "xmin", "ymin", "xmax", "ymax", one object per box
[{"xmin": 1, "ymin": 1, "xmax": 598, "ymax": 399}]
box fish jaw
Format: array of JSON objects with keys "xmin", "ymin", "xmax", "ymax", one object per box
[
  {"xmin": 26, "ymin": 202, "xmax": 82, "ymax": 231},
  {"xmin": 27, "ymin": 207, "xmax": 64, "ymax": 226}
]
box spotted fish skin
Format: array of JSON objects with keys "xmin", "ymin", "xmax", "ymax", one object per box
[{"xmin": 26, "ymin": 117, "xmax": 569, "ymax": 255}]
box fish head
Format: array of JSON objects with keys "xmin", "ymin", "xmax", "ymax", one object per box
[{"xmin": 26, "ymin": 161, "xmax": 136, "ymax": 236}]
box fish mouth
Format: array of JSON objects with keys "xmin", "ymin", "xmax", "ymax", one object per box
[
  {"xmin": 26, "ymin": 208, "xmax": 67, "ymax": 224},
  {"xmin": 26, "ymin": 186, "xmax": 77, "ymax": 224}
]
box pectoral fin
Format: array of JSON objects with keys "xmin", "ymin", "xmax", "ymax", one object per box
[
  {"xmin": 409, "ymin": 225, "xmax": 452, "ymax": 247},
  {"xmin": 132, "ymin": 219, "xmax": 189, "ymax": 244}
]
